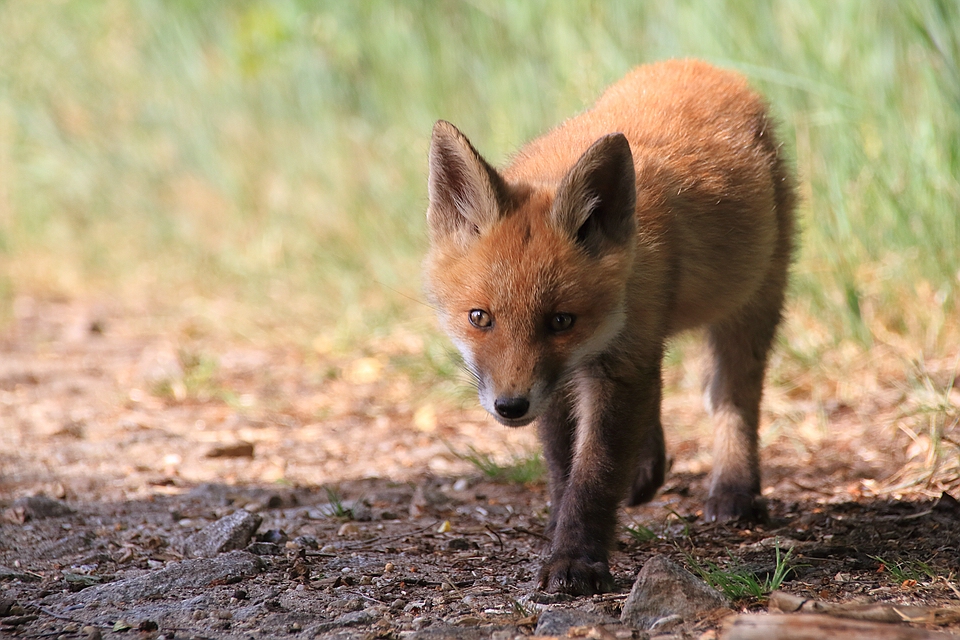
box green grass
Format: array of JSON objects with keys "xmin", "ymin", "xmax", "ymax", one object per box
[
  {"xmin": 625, "ymin": 522, "xmax": 659, "ymax": 543},
  {"xmin": 869, "ymin": 554, "xmax": 939, "ymax": 584},
  {"xmin": 456, "ymin": 446, "xmax": 546, "ymax": 485},
  {"xmin": 1, "ymin": 1, "xmax": 958, "ymax": 360},
  {"xmin": 685, "ymin": 542, "xmax": 798, "ymax": 602},
  {"xmin": 321, "ymin": 486, "xmax": 352, "ymax": 519}
]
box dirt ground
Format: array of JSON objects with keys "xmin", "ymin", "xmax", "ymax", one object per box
[{"xmin": 2, "ymin": 297, "xmax": 960, "ymax": 639}]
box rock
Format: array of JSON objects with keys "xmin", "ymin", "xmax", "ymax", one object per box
[
  {"xmin": 0, "ymin": 566, "xmax": 41, "ymax": 582},
  {"xmin": 621, "ymin": 555, "xmax": 729, "ymax": 630},
  {"xmin": 535, "ymin": 608, "xmax": 619, "ymax": 636},
  {"xmin": 67, "ymin": 551, "xmax": 264, "ymax": 604},
  {"xmin": 182, "ymin": 509, "xmax": 262, "ymax": 558},
  {"xmin": 351, "ymin": 500, "xmax": 374, "ymax": 521},
  {"xmin": 4, "ymin": 495, "xmax": 74, "ymax": 523},
  {"xmin": 307, "ymin": 607, "xmax": 378, "ymax": 633}
]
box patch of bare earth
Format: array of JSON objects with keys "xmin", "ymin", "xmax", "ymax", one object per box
[{"xmin": 1, "ymin": 298, "xmax": 959, "ymax": 639}]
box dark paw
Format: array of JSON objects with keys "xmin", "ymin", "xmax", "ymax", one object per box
[
  {"xmin": 704, "ymin": 491, "xmax": 766, "ymax": 523},
  {"xmin": 538, "ymin": 554, "xmax": 614, "ymax": 596}
]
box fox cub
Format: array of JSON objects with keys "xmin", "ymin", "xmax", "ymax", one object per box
[{"xmin": 423, "ymin": 59, "xmax": 796, "ymax": 595}]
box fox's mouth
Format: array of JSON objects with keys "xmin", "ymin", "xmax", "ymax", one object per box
[{"xmin": 491, "ymin": 413, "xmax": 537, "ymax": 428}]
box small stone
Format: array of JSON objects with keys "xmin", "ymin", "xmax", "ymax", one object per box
[
  {"xmin": 293, "ymin": 535, "xmax": 319, "ymax": 549},
  {"xmin": 352, "ymin": 502, "xmax": 374, "ymax": 522},
  {"xmin": 259, "ymin": 529, "xmax": 288, "ymax": 544},
  {"xmin": 453, "ymin": 478, "xmax": 470, "ymax": 492},
  {"xmin": 621, "ymin": 555, "xmax": 729, "ymax": 630},
  {"xmin": 182, "ymin": 510, "xmax": 262, "ymax": 558},
  {"xmin": 338, "ymin": 522, "xmax": 360, "ymax": 536},
  {"xmin": 137, "ymin": 620, "xmax": 159, "ymax": 632},
  {"xmin": 447, "ymin": 538, "xmax": 473, "ymax": 551},
  {"xmin": 81, "ymin": 626, "xmax": 102, "ymax": 640}
]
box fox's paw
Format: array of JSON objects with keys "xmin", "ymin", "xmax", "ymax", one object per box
[
  {"xmin": 538, "ymin": 554, "xmax": 614, "ymax": 596},
  {"xmin": 704, "ymin": 491, "xmax": 766, "ymax": 523}
]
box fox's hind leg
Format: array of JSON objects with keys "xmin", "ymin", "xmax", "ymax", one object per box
[
  {"xmin": 626, "ymin": 412, "xmax": 666, "ymax": 506},
  {"xmin": 703, "ymin": 256, "xmax": 790, "ymax": 522}
]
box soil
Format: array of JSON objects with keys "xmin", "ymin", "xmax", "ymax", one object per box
[{"xmin": 2, "ymin": 297, "xmax": 960, "ymax": 639}]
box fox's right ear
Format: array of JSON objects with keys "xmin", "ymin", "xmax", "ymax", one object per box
[{"xmin": 427, "ymin": 121, "xmax": 507, "ymax": 244}]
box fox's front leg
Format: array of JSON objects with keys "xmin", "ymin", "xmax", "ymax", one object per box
[
  {"xmin": 538, "ymin": 361, "xmax": 663, "ymax": 595},
  {"xmin": 537, "ymin": 393, "xmax": 576, "ymax": 540}
]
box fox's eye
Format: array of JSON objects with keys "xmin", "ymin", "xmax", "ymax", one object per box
[
  {"xmin": 549, "ymin": 313, "xmax": 576, "ymax": 332},
  {"xmin": 468, "ymin": 309, "xmax": 492, "ymax": 328}
]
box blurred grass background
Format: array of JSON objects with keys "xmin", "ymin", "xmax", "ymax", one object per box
[{"xmin": 0, "ymin": 0, "xmax": 958, "ymax": 369}]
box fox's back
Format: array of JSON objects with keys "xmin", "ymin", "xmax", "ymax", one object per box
[{"xmin": 505, "ymin": 59, "xmax": 790, "ymax": 333}]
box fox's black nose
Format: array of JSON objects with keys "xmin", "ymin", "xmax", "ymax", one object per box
[{"xmin": 494, "ymin": 396, "xmax": 530, "ymax": 420}]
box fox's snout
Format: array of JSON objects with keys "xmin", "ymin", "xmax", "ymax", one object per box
[
  {"xmin": 478, "ymin": 378, "xmax": 544, "ymax": 426},
  {"xmin": 493, "ymin": 395, "xmax": 531, "ymax": 421}
]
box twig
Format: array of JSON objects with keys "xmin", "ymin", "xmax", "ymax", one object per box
[
  {"xmin": 343, "ymin": 589, "xmax": 386, "ymax": 605},
  {"xmin": 485, "ymin": 524, "xmax": 504, "ymax": 551}
]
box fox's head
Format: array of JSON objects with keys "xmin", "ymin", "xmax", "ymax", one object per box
[{"xmin": 423, "ymin": 121, "xmax": 638, "ymax": 426}]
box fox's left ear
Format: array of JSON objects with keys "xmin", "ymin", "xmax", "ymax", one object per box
[
  {"xmin": 427, "ymin": 120, "xmax": 508, "ymax": 244},
  {"xmin": 552, "ymin": 133, "xmax": 636, "ymax": 253}
]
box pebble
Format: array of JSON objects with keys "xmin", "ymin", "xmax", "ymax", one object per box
[
  {"xmin": 181, "ymin": 510, "xmax": 263, "ymax": 558},
  {"xmin": 621, "ymin": 555, "xmax": 730, "ymax": 630},
  {"xmin": 293, "ymin": 535, "xmax": 319, "ymax": 549},
  {"xmin": 338, "ymin": 522, "xmax": 360, "ymax": 536},
  {"xmin": 81, "ymin": 626, "xmax": 101, "ymax": 640}
]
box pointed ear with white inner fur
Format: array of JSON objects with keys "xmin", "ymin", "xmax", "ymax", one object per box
[
  {"xmin": 427, "ymin": 120, "xmax": 507, "ymax": 244},
  {"xmin": 552, "ymin": 133, "xmax": 637, "ymax": 254}
]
